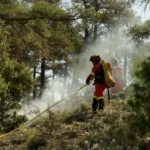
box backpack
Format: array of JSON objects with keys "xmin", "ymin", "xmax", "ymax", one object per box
[{"xmin": 101, "ymin": 60, "xmax": 116, "ymax": 88}]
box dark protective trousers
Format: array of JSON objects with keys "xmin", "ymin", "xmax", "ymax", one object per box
[{"xmin": 92, "ymin": 98, "xmax": 104, "ymax": 112}]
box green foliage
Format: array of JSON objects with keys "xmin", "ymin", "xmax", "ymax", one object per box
[
  {"xmin": 0, "ymin": 0, "xmax": 84, "ymax": 98},
  {"xmin": 138, "ymin": 139, "xmax": 150, "ymax": 150},
  {"xmin": 1, "ymin": 113, "xmax": 28, "ymax": 132},
  {"xmin": 0, "ymin": 52, "xmax": 34, "ymax": 132},
  {"xmin": 0, "ymin": 0, "xmax": 29, "ymax": 18},
  {"xmin": 129, "ymin": 20, "xmax": 150, "ymax": 43},
  {"xmin": 127, "ymin": 57, "xmax": 150, "ymax": 148},
  {"xmin": 0, "ymin": 1, "xmax": 71, "ymax": 20},
  {"xmin": 27, "ymin": 136, "xmax": 46, "ymax": 150},
  {"xmin": 72, "ymin": 0, "xmax": 133, "ymax": 40},
  {"xmin": 31, "ymin": 2, "xmax": 68, "ymax": 19},
  {"xmin": 135, "ymin": 57, "xmax": 150, "ymax": 83}
]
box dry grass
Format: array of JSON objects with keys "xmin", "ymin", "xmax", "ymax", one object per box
[{"xmin": 0, "ymin": 98, "xmax": 138, "ymax": 150}]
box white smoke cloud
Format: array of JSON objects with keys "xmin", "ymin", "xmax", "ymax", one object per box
[
  {"xmin": 19, "ymin": 1, "xmax": 149, "ymax": 119},
  {"xmin": 21, "ymin": 28, "xmax": 137, "ymax": 119}
]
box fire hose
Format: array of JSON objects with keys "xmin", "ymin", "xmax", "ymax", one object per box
[
  {"xmin": 0, "ymin": 78, "xmax": 135, "ymax": 139},
  {"xmin": 0, "ymin": 84, "xmax": 87, "ymax": 139}
]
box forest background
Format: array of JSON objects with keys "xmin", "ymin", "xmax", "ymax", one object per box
[{"xmin": 0, "ymin": 0, "xmax": 150, "ymax": 149}]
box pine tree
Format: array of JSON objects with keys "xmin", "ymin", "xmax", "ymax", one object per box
[
  {"xmin": 0, "ymin": 52, "xmax": 34, "ymax": 132},
  {"xmin": 127, "ymin": 57, "xmax": 150, "ymax": 149}
]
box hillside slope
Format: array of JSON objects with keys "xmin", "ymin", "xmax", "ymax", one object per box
[{"xmin": 0, "ymin": 99, "xmax": 136, "ymax": 150}]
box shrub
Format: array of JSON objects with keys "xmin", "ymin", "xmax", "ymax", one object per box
[{"xmin": 0, "ymin": 52, "xmax": 34, "ymax": 132}]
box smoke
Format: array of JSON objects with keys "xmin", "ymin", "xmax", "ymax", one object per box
[
  {"xmin": 20, "ymin": 84, "xmax": 68, "ymax": 119},
  {"xmin": 19, "ymin": 3, "xmax": 147, "ymax": 120},
  {"xmin": 20, "ymin": 28, "xmax": 137, "ymax": 120}
]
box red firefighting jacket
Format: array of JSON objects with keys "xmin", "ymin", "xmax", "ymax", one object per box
[
  {"xmin": 87, "ymin": 64, "xmax": 104, "ymax": 84},
  {"xmin": 86, "ymin": 63, "xmax": 106, "ymax": 100}
]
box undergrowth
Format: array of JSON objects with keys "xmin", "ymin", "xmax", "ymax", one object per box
[{"xmin": 0, "ymin": 100, "xmax": 139, "ymax": 150}]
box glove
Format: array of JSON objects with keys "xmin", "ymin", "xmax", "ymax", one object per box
[{"xmin": 86, "ymin": 77, "xmax": 91, "ymax": 85}]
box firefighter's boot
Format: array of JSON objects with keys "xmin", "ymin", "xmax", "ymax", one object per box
[
  {"xmin": 99, "ymin": 99, "xmax": 104, "ymax": 110},
  {"xmin": 92, "ymin": 98, "xmax": 98, "ymax": 114}
]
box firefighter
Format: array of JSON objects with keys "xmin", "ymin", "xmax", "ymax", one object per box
[
  {"xmin": 111, "ymin": 57, "xmax": 125, "ymax": 100},
  {"xmin": 86, "ymin": 55, "xmax": 106, "ymax": 114}
]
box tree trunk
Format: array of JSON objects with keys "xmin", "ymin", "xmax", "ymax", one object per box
[
  {"xmin": 124, "ymin": 56, "xmax": 127, "ymax": 86},
  {"xmin": 84, "ymin": 28, "xmax": 89, "ymax": 44},
  {"xmin": 62, "ymin": 61, "xmax": 67, "ymax": 97},
  {"xmin": 39, "ymin": 58, "xmax": 46, "ymax": 97},
  {"xmin": 93, "ymin": 0, "xmax": 98, "ymax": 42},
  {"xmin": 93, "ymin": 25, "xmax": 97, "ymax": 42},
  {"xmin": 51, "ymin": 60, "xmax": 55, "ymax": 101},
  {"xmin": 33, "ymin": 66, "xmax": 37, "ymax": 99}
]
